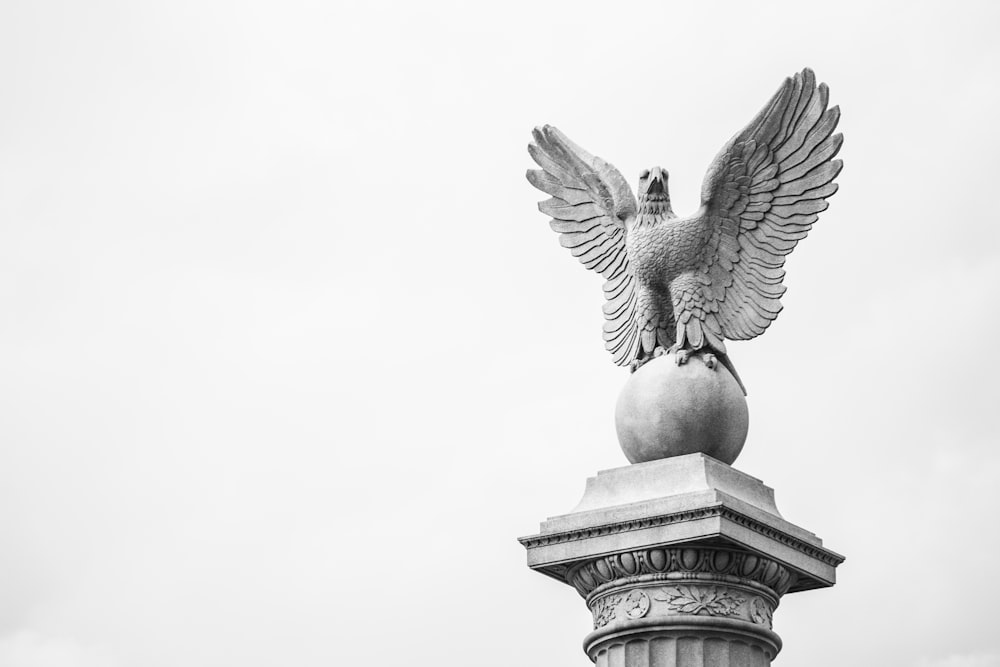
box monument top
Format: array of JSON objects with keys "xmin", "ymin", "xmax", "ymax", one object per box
[
  {"xmin": 521, "ymin": 71, "xmax": 846, "ymax": 664},
  {"xmin": 518, "ymin": 455, "xmax": 845, "ymax": 665},
  {"xmin": 526, "ymin": 67, "xmax": 843, "ymax": 465},
  {"xmin": 519, "ymin": 453, "xmax": 844, "ymax": 595}
]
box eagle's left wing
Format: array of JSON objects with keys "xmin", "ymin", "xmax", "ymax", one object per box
[{"xmin": 682, "ymin": 68, "xmax": 843, "ymax": 351}]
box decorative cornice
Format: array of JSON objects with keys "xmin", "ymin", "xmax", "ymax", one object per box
[
  {"xmin": 723, "ymin": 511, "xmax": 845, "ymax": 567},
  {"xmin": 520, "ymin": 507, "xmax": 720, "ymax": 549},
  {"xmin": 519, "ymin": 505, "xmax": 844, "ymax": 568},
  {"xmin": 568, "ymin": 546, "xmax": 792, "ymax": 599}
]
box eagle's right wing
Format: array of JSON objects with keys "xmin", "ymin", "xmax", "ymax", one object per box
[{"xmin": 526, "ymin": 125, "xmax": 640, "ymax": 366}]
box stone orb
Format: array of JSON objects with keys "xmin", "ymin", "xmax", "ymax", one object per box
[{"xmin": 615, "ymin": 352, "xmax": 749, "ymax": 465}]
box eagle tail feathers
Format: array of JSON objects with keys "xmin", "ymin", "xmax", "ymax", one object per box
[{"xmin": 718, "ymin": 353, "xmax": 747, "ymax": 396}]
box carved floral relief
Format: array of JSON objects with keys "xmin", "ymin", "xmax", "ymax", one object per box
[
  {"xmin": 622, "ymin": 590, "xmax": 650, "ymax": 619},
  {"xmin": 652, "ymin": 586, "xmax": 745, "ymax": 617},
  {"xmin": 750, "ymin": 596, "xmax": 774, "ymax": 628},
  {"xmin": 592, "ymin": 594, "xmax": 621, "ymax": 628}
]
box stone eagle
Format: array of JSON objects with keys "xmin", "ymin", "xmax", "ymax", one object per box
[{"xmin": 527, "ymin": 68, "xmax": 843, "ymax": 393}]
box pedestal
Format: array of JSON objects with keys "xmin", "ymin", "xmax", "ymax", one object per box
[{"xmin": 519, "ymin": 454, "xmax": 844, "ymax": 666}]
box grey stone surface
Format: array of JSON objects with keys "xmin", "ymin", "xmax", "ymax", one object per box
[
  {"xmin": 590, "ymin": 631, "xmax": 777, "ymax": 667},
  {"xmin": 519, "ymin": 455, "xmax": 844, "ymax": 665},
  {"xmin": 520, "ymin": 69, "xmax": 846, "ymax": 666},
  {"xmin": 526, "ymin": 67, "xmax": 843, "ymax": 400},
  {"xmin": 523, "ymin": 454, "xmax": 842, "ymax": 591},
  {"xmin": 565, "ymin": 454, "xmax": 781, "ymax": 517},
  {"xmin": 616, "ymin": 352, "xmax": 748, "ymax": 464}
]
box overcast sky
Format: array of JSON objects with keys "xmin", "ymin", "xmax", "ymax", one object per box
[{"xmin": 0, "ymin": 1, "xmax": 998, "ymax": 666}]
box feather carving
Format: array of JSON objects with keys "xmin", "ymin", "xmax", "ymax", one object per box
[{"xmin": 526, "ymin": 69, "xmax": 842, "ymax": 392}]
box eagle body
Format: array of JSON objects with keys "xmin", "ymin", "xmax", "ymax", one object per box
[
  {"xmin": 626, "ymin": 187, "xmax": 721, "ymax": 358},
  {"xmin": 527, "ymin": 68, "xmax": 843, "ymax": 391}
]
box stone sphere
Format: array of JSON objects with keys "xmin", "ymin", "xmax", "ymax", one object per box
[{"xmin": 615, "ymin": 352, "xmax": 749, "ymax": 465}]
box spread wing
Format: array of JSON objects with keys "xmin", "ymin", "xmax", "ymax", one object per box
[
  {"xmin": 687, "ymin": 68, "xmax": 843, "ymax": 349},
  {"xmin": 526, "ymin": 125, "xmax": 640, "ymax": 365}
]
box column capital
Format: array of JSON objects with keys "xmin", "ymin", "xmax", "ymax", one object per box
[{"xmin": 519, "ymin": 454, "xmax": 844, "ymax": 666}]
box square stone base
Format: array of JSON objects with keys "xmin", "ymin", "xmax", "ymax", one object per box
[{"xmin": 519, "ymin": 454, "xmax": 843, "ymax": 593}]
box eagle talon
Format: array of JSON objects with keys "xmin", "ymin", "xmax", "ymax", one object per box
[
  {"xmin": 652, "ymin": 347, "xmax": 666, "ymax": 358},
  {"xmin": 673, "ymin": 349, "xmax": 690, "ymax": 365},
  {"xmin": 630, "ymin": 356, "xmax": 653, "ymax": 373},
  {"xmin": 703, "ymin": 353, "xmax": 717, "ymax": 370}
]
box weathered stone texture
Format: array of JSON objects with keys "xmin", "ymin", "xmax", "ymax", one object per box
[
  {"xmin": 616, "ymin": 353, "xmax": 748, "ymax": 464},
  {"xmin": 520, "ymin": 455, "xmax": 843, "ymax": 666}
]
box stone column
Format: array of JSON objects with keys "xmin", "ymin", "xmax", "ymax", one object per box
[
  {"xmin": 519, "ymin": 454, "xmax": 843, "ymax": 667},
  {"xmin": 576, "ymin": 546, "xmax": 787, "ymax": 666}
]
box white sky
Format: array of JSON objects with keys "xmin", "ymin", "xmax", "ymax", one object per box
[{"xmin": 0, "ymin": 1, "xmax": 998, "ymax": 665}]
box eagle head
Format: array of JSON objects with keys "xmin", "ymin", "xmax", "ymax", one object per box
[{"xmin": 637, "ymin": 166, "xmax": 673, "ymax": 217}]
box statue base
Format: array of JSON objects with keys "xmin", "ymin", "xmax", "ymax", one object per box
[{"xmin": 518, "ymin": 454, "xmax": 844, "ymax": 666}]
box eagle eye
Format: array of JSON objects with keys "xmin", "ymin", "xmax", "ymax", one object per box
[{"xmin": 640, "ymin": 169, "xmax": 650, "ymax": 179}]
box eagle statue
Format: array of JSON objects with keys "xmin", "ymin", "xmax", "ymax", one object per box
[{"xmin": 527, "ymin": 68, "xmax": 842, "ymax": 394}]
